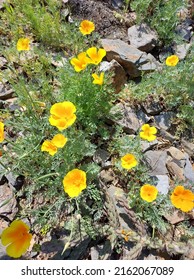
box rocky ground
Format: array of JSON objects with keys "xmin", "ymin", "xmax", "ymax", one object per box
[{"xmin": 0, "ymin": 0, "xmax": 194, "ymax": 260}]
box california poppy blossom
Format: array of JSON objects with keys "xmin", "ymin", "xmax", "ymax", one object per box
[
  {"xmin": 63, "ymin": 169, "xmax": 87, "ymax": 198},
  {"xmin": 92, "ymin": 72, "xmax": 104, "ymax": 85},
  {"xmin": 70, "ymin": 52, "xmax": 91, "ymax": 72},
  {"xmin": 165, "ymin": 55, "xmax": 179, "ymax": 66},
  {"xmin": 121, "ymin": 154, "xmax": 138, "ymax": 170},
  {"xmin": 0, "ymin": 121, "xmax": 5, "ymax": 143},
  {"xmin": 86, "ymin": 47, "xmax": 106, "ymax": 65},
  {"xmin": 1, "ymin": 220, "xmax": 32, "ymax": 258},
  {"xmin": 16, "ymin": 38, "xmax": 30, "ymax": 51},
  {"xmin": 51, "ymin": 134, "xmax": 67, "ymax": 148},
  {"xmin": 49, "ymin": 101, "xmax": 76, "ymax": 131},
  {"xmin": 79, "ymin": 20, "xmax": 95, "ymax": 35},
  {"xmin": 140, "ymin": 124, "xmax": 157, "ymax": 142},
  {"xmin": 41, "ymin": 140, "xmax": 58, "ymax": 156},
  {"xmin": 140, "ymin": 184, "xmax": 158, "ymax": 202},
  {"xmin": 170, "ymin": 186, "xmax": 194, "ymax": 212}
]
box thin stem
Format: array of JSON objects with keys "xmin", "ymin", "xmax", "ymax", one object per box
[{"xmin": 34, "ymin": 172, "xmax": 59, "ymax": 182}]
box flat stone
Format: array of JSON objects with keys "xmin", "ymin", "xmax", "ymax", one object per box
[
  {"xmin": 0, "ymin": 83, "xmax": 14, "ymax": 100},
  {"xmin": 127, "ymin": 23, "xmax": 158, "ymax": 52},
  {"xmin": 155, "ymin": 175, "xmax": 170, "ymax": 195},
  {"xmin": 93, "ymin": 148, "xmax": 110, "ymax": 166},
  {"xmin": 109, "ymin": 103, "xmax": 140, "ymax": 133},
  {"xmin": 184, "ymin": 154, "xmax": 194, "ymax": 183},
  {"xmin": 142, "ymin": 101, "xmax": 164, "ymax": 115},
  {"xmin": 154, "ymin": 111, "xmax": 176, "ymax": 130},
  {"xmin": 101, "ymin": 39, "xmax": 161, "ymax": 77},
  {"xmin": 164, "ymin": 210, "xmax": 186, "ymax": 225},
  {"xmin": 181, "ymin": 139, "xmax": 194, "ymax": 158},
  {"xmin": 100, "ymin": 169, "xmax": 115, "ymax": 183},
  {"xmin": 173, "ymin": 43, "xmax": 191, "ymax": 60},
  {"xmin": 144, "ymin": 150, "xmax": 168, "ymax": 176},
  {"xmin": 0, "ymin": 56, "xmax": 7, "ymax": 68},
  {"xmin": 100, "ymin": 60, "xmax": 127, "ymax": 93},
  {"xmin": 0, "ymin": 183, "xmax": 17, "ymax": 220},
  {"xmin": 167, "ymin": 147, "xmax": 186, "ymax": 161},
  {"xmin": 140, "ymin": 139, "xmax": 158, "ymax": 153},
  {"xmin": 166, "ymin": 160, "xmax": 185, "ymax": 181}
]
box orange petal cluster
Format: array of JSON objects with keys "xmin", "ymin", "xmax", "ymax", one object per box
[
  {"xmin": 1, "ymin": 220, "xmax": 32, "ymax": 258},
  {"xmin": 79, "ymin": 20, "xmax": 95, "ymax": 35},
  {"xmin": 140, "ymin": 184, "xmax": 158, "ymax": 202},
  {"xmin": 63, "ymin": 169, "xmax": 87, "ymax": 198},
  {"xmin": 0, "ymin": 121, "xmax": 5, "ymax": 143},
  {"xmin": 140, "ymin": 124, "xmax": 157, "ymax": 142},
  {"xmin": 165, "ymin": 55, "xmax": 179, "ymax": 66},
  {"xmin": 49, "ymin": 101, "xmax": 76, "ymax": 131},
  {"xmin": 170, "ymin": 185, "xmax": 194, "ymax": 212},
  {"xmin": 16, "ymin": 38, "xmax": 30, "ymax": 51},
  {"xmin": 41, "ymin": 134, "xmax": 67, "ymax": 156},
  {"xmin": 121, "ymin": 154, "xmax": 138, "ymax": 170}
]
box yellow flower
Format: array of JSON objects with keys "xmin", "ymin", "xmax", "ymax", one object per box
[
  {"xmin": 16, "ymin": 38, "xmax": 30, "ymax": 51},
  {"xmin": 1, "ymin": 220, "xmax": 32, "ymax": 258},
  {"xmin": 0, "ymin": 121, "xmax": 5, "ymax": 143},
  {"xmin": 49, "ymin": 101, "xmax": 76, "ymax": 131},
  {"xmin": 70, "ymin": 52, "xmax": 91, "ymax": 72},
  {"xmin": 86, "ymin": 47, "xmax": 106, "ymax": 65},
  {"xmin": 79, "ymin": 20, "xmax": 95, "ymax": 35},
  {"xmin": 140, "ymin": 124, "xmax": 157, "ymax": 142},
  {"xmin": 121, "ymin": 154, "xmax": 138, "ymax": 170},
  {"xmin": 165, "ymin": 55, "xmax": 179, "ymax": 66},
  {"xmin": 92, "ymin": 72, "xmax": 104, "ymax": 85},
  {"xmin": 170, "ymin": 186, "xmax": 194, "ymax": 212},
  {"xmin": 41, "ymin": 140, "xmax": 58, "ymax": 156},
  {"xmin": 140, "ymin": 184, "xmax": 158, "ymax": 202},
  {"xmin": 51, "ymin": 134, "xmax": 68, "ymax": 148},
  {"xmin": 63, "ymin": 169, "xmax": 87, "ymax": 198}
]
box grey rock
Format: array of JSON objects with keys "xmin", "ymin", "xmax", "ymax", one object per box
[
  {"xmin": 140, "ymin": 139, "xmax": 158, "ymax": 153},
  {"xmin": 142, "ymin": 101, "xmax": 164, "ymax": 115},
  {"xmin": 0, "ymin": 83, "xmax": 14, "ymax": 100},
  {"xmin": 144, "ymin": 150, "xmax": 168, "ymax": 176},
  {"xmin": 138, "ymin": 53, "xmax": 161, "ymax": 71},
  {"xmin": 93, "ymin": 148, "xmax": 110, "ymax": 167},
  {"xmin": 107, "ymin": 185, "xmax": 133, "ymax": 230},
  {"xmin": 110, "ymin": 102, "xmax": 140, "ymax": 133},
  {"xmin": 100, "ymin": 169, "xmax": 115, "ymax": 184},
  {"xmin": 0, "ymin": 183, "xmax": 17, "ymax": 220},
  {"xmin": 154, "ymin": 111, "xmax": 176, "ymax": 130},
  {"xmin": 101, "ymin": 39, "xmax": 161, "ymax": 77},
  {"xmin": 154, "ymin": 175, "xmax": 170, "ymax": 195},
  {"xmin": 184, "ymin": 154, "xmax": 194, "ymax": 183},
  {"xmin": 100, "ymin": 60, "xmax": 127, "ymax": 93},
  {"xmin": 167, "ymin": 147, "xmax": 186, "ymax": 161},
  {"xmin": 0, "ymin": 56, "xmax": 7, "ymax": 68},
  {"xmin": 166, "ymin": 160, "xmax": 185, "ymax": 181},
  {"xmin": 128, "ymin": 23, "xmax": 158, "ymax": 52},
  {"xmin": 181, "ymin": 139, "xmax": 194, "ymax": 158},
  {"xmin": 173, "ymin": 43, "xmax": 191, "ymax": 60},
  {"xmin": 136, "ymin": 109, "xmax": 151, "ymax": 124},
  {"xmin": 175, "ymin": 22, "xmax": 193, "ymax": 42},
  {"xmin": 111, "ymin": 0, "xmax": 124, "ymax": 9}
]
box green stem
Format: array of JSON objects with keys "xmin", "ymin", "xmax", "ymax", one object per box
[
  {"xmin": 34, "ymin": 172, "xmax": 59, "ymax": 182},
  {"xmin": 0, "ymin": 159, "xmax": 9, "ymax": 171}
]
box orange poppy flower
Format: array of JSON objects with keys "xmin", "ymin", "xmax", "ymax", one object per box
[
  {"xmin": 140, "ymin": 184, "xmax": 158, "ymax": 202},
  {"xmin": 86, "ymin": 47, "xmax": 106, "ymax": 65},
  {"xmin": 165, "ymin": 55, "xmax": 179, "ymax": 66},
  {"xmin": 121, "ymin": 154, "xmax": 138, "ymax": 170},
  {"xmin": 63, "ymin": 169, "xmax": 87, "ymax": 198},
  {"xmin": 170, "ymin": 186, "xmax": 194, "ymax": 212},
  {"xmin": 1, "ymin": 220, "xmax": 32, "ymax": 258},
  {"xmin": 0, "ymin": 121, "xmax": 5, "ymax": 143},
  {"xmin": 41, "ymin": 140, "xmax": 58, "ymax": 156},
  {"xmin": 140, "ymin": 124, "xmax": 157, "ymax": 142},
  {"xmin": 92, "ymin": 72, "xmax": 104, "ymax": 85},
  {"xmin": 49, "ymin": 101, "xmax": 76, "ymax": 131},
  {"xmin": 16, "ymin": 38, "xmax": 30, "ymax": 51},
  {"xmin": 79, "ymin": 20, "xmax": 95, "ymax": 35},
  {"xmin": 70, "ymin": 52, "xmax": 91, "ymax": 72}
]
